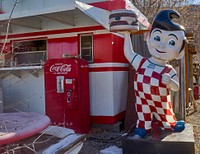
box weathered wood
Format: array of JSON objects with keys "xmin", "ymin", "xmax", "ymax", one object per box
[
  {"xmin": 124, "ymin": 65, "xmax": 137, "ymax": 132},
  {"xmin": 56, "ymin": 134, "xmax": 86, "ymax": 154}
]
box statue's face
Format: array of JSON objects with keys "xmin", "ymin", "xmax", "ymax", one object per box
[{"xmin": 147, "ymin": 28, "xmax": 185, "ymax": 61}]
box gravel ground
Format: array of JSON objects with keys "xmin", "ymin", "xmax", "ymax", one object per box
[
  {"xmin": 186, "ymin": 99, "xmax": 200, "ymax": 154},
  {"xmin": 78, "ymin": 128, "xmax": 124, "ymax": 154},
  {"xmin": 79, "ymin": 99, "xmax": 200, "ymax": 154}
]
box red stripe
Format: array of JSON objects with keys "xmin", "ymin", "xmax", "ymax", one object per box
[
  {"xmin": 90, "ymin": 1, "xmax": 125, "ymax": 11},
  {"xmin": 89, "ymin": 67, "xmax": 129, "ymax": 72},
  {"xmin": 11, "ymin": 37, "xmax": 47, "ymax": 42},
  {"xmin": 0, "ymin": 25, "xmax": 104, "ymax": 39},
  {"xmin": 91, "ymin": 111, "xmax": 126, "ymax": 124}
]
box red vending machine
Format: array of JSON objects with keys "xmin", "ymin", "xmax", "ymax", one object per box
[{"xmin": 44, "ymin": 58, "xmax": 90, "ymax": 133}]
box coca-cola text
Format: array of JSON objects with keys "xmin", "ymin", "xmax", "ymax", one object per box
[{"xmin": 50, "ymin": 64, "xmax": 71, "ymax": 74}]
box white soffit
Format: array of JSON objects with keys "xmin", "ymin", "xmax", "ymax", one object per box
[
  {"xmin": 75, "ymin": 1, "xmax": 110, "ymax": 30},
  {"xmin": 0, "ymin": 0, "xmax": 76, "ymax": 20}
]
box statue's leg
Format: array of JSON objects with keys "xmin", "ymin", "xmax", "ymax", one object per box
[
  {"xmin": 155, "ymin": 113, "xmax": 184, "ymax": 132},
  {"xmin": 134, "ymin": 97, "xmax": 152, "ymax": 138},
  {"xmin": 153, "ymin": 101, "xmax": 184, "ymax": 131}
]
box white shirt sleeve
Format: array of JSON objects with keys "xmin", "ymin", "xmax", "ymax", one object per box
[
  {"xmin": 169, "ymin": 67, "xmax": 179, "ymax": 83},
  {"xmin": 130, "ymin": 54, "xmax": 144, "ymax": 71}
]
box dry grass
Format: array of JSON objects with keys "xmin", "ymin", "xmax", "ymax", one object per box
[
  {"xmin": 0, "ymin": 134, "xmax": 60, "ymax": 153},
  {"xmin": 186, "ymin": 99, "xmax": 200, "ymax": 154}
]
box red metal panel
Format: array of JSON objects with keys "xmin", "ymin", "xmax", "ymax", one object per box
[
  {"xmin": 48, "ymin": 37, "xmax": 78, "ymax": 59},
  {"xmin": 90, "ymin": 0, "xmax": 125, "ymax": 11},
  {"xmin": 47, "ymin": 40, "xmax": 63, "ymax": 59},
  {"xmin": 44, "ymin": 58, "xmax": 90, "ymax": 133},
  {"xmin": 93, "ymin": 33, "xmax": 127, "ymax": 63},
  {"xmin": 63, "ymin": 37, "xmax": 78, "ymax": 56},
  {"xmin": 93, "ymin": 34, "xmax": 112, "ymax": 63},
  {"xmin": 111, "ymin": 34, "xmax": 127, "ymax": 63}
]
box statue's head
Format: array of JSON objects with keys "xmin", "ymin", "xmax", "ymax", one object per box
[{"xmin": 147, "ymin": 10, "xmax": 186, "ymax": 61}]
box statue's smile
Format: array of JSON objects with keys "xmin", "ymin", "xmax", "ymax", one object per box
[{"xmin": 156, "ymin": 49, "xmax": 166, "ymax": 53}]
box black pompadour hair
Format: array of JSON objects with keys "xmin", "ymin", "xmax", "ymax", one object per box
[{"xmin": 151, "ymin": 9, "xmax": 185, "ymax": 32}]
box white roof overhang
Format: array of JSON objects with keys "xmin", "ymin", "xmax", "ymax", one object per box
[
  {"xmin": 0, "ymin": 0, "xmax": 150, "ymax": 35},
  {"xmin": 0, "ymin": 1, "xmax": 84, "ymax": 34}
]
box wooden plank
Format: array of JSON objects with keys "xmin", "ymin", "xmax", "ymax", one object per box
[
  {"xmin": 124, "ymin": 64, "xmax": 137, "ymax": 132},
  {"xmin": 56, "ymin": 134, "xmax": 86, "ymax": 154}
]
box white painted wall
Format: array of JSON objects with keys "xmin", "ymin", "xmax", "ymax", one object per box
[
  {"xmin": 2, "ymin": 69, "xmax": 45, "ymax": 114},
  {"xmin": 89, "ymin": 71, "xmax": 128, "ymax": 116}
]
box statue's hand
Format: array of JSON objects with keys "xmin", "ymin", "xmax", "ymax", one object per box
[
  {"xmin": 162, "ymin": 73, "xmax": 171, "ymax": 88},
  {"xmin": 117, "ymin": 31, "xmax": 131, "ymax": 35}
]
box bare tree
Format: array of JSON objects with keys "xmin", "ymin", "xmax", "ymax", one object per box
[
  {"xmin": 131, "ymin": 0, "xmax": 200, "ymax": 83},
  {"xmin": 131, "ymin": 0, "xmax": 195, "ymax": 21},
  {"xmin": 131, "ymin": 0, "xmax": 200, "ymax": 50}
]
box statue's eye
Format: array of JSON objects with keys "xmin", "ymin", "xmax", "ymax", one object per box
[
  {"xmin": 168, "ymin": 40, "xmax": 176, "ymax": 46},
  {"xmin": 154, "ymin": 36, "xmax": 160, "ymax": 41}
]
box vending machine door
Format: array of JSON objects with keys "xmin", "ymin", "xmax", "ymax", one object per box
[
  {"xmin": 44, "ymin": 58, "xmax": 90, "ymax": 133},
  {"xmin": 65, "ymin": 78, "xmax": 78, "ymax": 109}
]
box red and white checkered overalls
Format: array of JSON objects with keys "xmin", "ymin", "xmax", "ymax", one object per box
[{"xmin": 131, "ymin": 54, "xmax": 177, "ymax": 131}]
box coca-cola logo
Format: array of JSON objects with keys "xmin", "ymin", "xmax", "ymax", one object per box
[{"xmin": 50, "ymin": 64, "xmax": 71, "ymax": 74}]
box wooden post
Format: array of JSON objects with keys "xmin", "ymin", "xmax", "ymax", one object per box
[
  {"xmin": 185, "ymin": 42, "xmax": 189, "ymax": 109},
  {"xmin": 124, "ymin": 65, "xmax": 137, "ymax": 132}
]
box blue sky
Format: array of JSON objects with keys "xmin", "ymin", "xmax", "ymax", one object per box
[{"xmin": 193, "ymin": 0, "xmax": 200, "ymax": 4}]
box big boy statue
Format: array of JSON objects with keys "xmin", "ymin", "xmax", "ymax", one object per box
[{"xmin": 120, "ymin": 10, "xmax": 186, "ymax": 138}]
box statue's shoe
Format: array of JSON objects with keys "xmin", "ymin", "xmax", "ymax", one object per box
[
  {"xmin": 134, "ymin": 128, "xmax": 147, "ymax": 138},
  {"xmin": 174, "ymin": 120, "xmax": 185, "ymax": 132}
]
